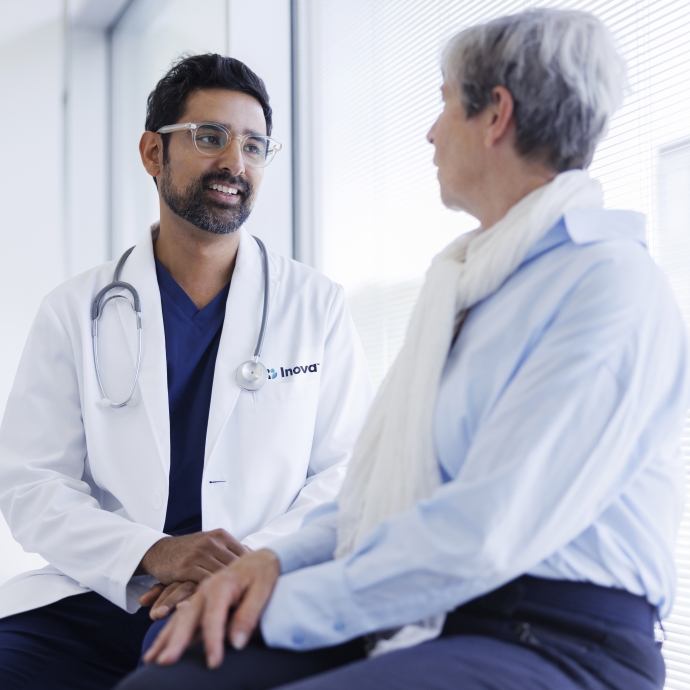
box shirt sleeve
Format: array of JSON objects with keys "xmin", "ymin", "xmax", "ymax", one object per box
[
  {"xmin": 0, "ymin": 299, "xmax": 164, "ymax": 612},
  {"xmin": 261, "ymin": 255, "xmax": 690, "ymax": 649},
  {"xmin": 267, "ymin": 503, "xmax": 339, "ymax": 574},
  {"xmin": 242, "ymin": 285, "xmax": 374, "ymax": 550}
]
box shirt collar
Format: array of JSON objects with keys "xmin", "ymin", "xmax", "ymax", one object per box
[{"xmin": 522, "ymin": 209, "xmax": 647, "ymax": 265}]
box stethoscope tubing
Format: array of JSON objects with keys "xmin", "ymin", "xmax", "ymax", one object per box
[
  {"xmin": 92, "ymin": 236, "xmax": 270, "ymax": 407},
  {"xmin": 92, "ymin": 246, "xmax": 143, "ymax": 408},
  {"xmin": 252, "ymin": 235, "xmax": 270, "ymax": 360}
]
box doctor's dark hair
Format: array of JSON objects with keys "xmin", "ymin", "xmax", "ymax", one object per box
[
  {"xmin": 145, "ymin": 53, "xmax": 272, "ymax": 162},
  {"xmin": 442, "ymin": 9, "xmax": 626, "ymax": 172}
]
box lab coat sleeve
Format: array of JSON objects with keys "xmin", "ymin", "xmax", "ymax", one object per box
[
  {"xmin": 243, "ymin": 286, "xmax": 373, "ymax": 550},
  {"xmin": 261, "ymin": 257, "xmax": 690, "ymax": 649},
  {"xmin": 0, "ymin": 299, "xmax": 164, "ymax": 611}
]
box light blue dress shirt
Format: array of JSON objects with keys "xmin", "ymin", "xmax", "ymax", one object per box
[{"xmin": 261, "ymin": 209, "xmax": 690, "ymax": 651}]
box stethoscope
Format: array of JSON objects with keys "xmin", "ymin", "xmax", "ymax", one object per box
[{"xmin": 91, "ymin": 235, "xmax": 271, "ymax": 409}]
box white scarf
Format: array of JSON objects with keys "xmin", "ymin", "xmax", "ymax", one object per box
[{"xmin": 335, "ymin": 169, "xmax": 604, "ymax": 654}]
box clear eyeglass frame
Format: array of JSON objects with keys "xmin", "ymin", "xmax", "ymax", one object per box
[{"xmin": 156, "ymin": 122, "xmax": 282, "ymax": 168}]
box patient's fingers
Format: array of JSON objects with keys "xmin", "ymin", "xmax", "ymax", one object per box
[
  {"xmin": 201, "ymin": 572, "xmax": 241, "ymax": 669},
  {"xmin": 228, "ymin": 550, "xmax": 281, "ymax": 650},
  {"xmin": 147, "ymin": 551, "xmax": 279, "ymax": 668},
  {"xmin": 228, "ymin": 576, "xmax": 273, "ymax": 650},
  {"xmin": 143, "ymin": 614, "xmax": 176, "ymax": 664},
  {"xmin": 153, "ymin": 591, "xmax": 206, "ymax": 665}
]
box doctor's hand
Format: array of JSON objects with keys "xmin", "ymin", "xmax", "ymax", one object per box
[
  {"xmin": 138, "ymin": 529, "xmax": 251, "ymax": 585},
  {"xmin": 140, "ymin": 581, "xmax": 198, "ymax": 620},
  {"xmin": 143, "ymin": 548, "xmax": 281, "ymax": 669}
]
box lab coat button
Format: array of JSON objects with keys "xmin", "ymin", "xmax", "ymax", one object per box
[
  {"xmin": 78, "ymin": 582, "xmax": 89, "ymax": 589},
  {"xmin": 152, "ymin": 492, "xmax": 163, "ymax": 509},
  {"xmin": 334, "ymin": 621, "xmax": 345, "ymax": 632},
  {"xmin": 292, "ymin": 634, "xmax": 305, "ymax": 645}
]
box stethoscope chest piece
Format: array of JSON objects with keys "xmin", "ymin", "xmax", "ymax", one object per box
[
  {"xmin": 235, "ymin": 235, "xmax": 271, "ymax": 393},
  {"xmin": 236, "ymin": 359, "xmax": 268, "ymax": 391}
]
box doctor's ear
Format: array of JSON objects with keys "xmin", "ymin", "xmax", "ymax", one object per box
[{"xmin": 140, "ymin": 131, "xmax": 164, "ymax": 179}]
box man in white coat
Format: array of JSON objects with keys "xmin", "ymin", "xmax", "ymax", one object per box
[{"xmin": 0, "ymin": 54, "xmax": 372, "ymax": 690}]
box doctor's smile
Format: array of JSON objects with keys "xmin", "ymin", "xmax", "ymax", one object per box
[{"xmin": 208, "ymin": 183, "xmax": 241, "ymax": 198}]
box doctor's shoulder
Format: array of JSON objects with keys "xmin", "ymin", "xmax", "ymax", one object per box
[
  {"xmin": 40, "ymin": 259, "xmax": 119, "ymax": 334},
  {"xmin": 268, "ymin": 250, "xmax": 347, "ymax": 315}
]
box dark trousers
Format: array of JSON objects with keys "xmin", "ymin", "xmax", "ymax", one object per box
[
  {"xmin": 0, "ymin": 592, "xmax": 154, "ymax": 690},
  {"xmin": 116, "ymin": 576, "xmax": 665, "ymax": 690}
]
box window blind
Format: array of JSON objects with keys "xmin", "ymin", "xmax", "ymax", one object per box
[{"xmin": 293, "ymin": 1, "xmax": 690, "ymax": 686}]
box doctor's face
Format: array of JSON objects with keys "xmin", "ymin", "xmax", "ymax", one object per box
[{"xmin": 158, "ymin": 88, "xmax": 266, "ymax": 235}]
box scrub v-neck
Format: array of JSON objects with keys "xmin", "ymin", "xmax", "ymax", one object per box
[{"xmin": 155, "ymin": 257, "xmax": 230, "ymax": 536}]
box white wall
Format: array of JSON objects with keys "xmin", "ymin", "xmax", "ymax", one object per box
[
  {"xmin": 0, "ymin": 8, "xmax": 65, "ymax": 583},
  {"xmin": 65, "ymin": 25, "xmax": 109, "ymax": 275},
  {"xmin": 228, "ymin": 0, "xmax": 293, "ymax": 257}
]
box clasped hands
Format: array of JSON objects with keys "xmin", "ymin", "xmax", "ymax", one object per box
[
  {"xmin": 137, "ymin": 530, "xmax": 281, "ymax": 668},
  {"xmin": 137, "ymin": 529, "xmax": 250, "ymax": 619}
]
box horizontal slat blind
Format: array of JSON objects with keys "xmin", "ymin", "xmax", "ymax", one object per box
[
  {"xmin": 295, "ymin": 4, "xmax": 690, "ymax": 682},
  {"xmin": 656, "ymin": 140, "xmax": 690, "ymax": 689}
]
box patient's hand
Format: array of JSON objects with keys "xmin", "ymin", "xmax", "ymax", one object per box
[
  {"xmin": 139, "ymin": 581, "xmax": 198, "ymax": 619},
  {"xmin": 137, "ymin": 529, "xmax": 250, "ymax": 584},
  {"xmin": 143, "ymin": 549, "xmax": 281, "ymax": 669}
]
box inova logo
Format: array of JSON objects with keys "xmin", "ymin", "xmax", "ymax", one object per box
[
  {"xmin": 280, "ymin": 363, "xmax": 320, "ymax": 378},
  {"xmin": 268, "ymin": 368, "xmax": 277, "ymax": 380}
]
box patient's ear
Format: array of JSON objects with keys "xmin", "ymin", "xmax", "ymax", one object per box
[{"xmin": 483, "ymin": 86, "xmax": 515, "ymax": 149}]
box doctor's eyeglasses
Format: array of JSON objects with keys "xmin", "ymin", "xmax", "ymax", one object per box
[{"xmin": 156, "ymin": 122, "xmax": 282, "ymax": 168}]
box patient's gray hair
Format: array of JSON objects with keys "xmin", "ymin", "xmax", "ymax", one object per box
[{"xmin": 442, "ymin": 8, "xmax": 626, "ymax": 171}]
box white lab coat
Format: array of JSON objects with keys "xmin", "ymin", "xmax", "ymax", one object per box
[{"xmin": 0, "ymin": 227, "xmax": 373, "ymax": 619}]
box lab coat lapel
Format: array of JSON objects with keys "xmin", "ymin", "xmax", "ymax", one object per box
[
  {"xmin": 115, "ymin": 228, "xmax": 171, "ymax": 476},
  {"xmin": 205, "ymin": 229, "xmax": 280, "ymax": 461}
]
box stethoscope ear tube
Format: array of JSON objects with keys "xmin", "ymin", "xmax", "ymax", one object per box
[{"xmin": 92, "ymin": 247, "xmax": 142, "ymax": 408}]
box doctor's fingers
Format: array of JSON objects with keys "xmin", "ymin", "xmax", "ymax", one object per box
[
  {"xmin": 182, "ymin": 536, "xmax": 245, "ymax": 573},
  {"xmin": 139, "ymin": 582, "xmax": 166, "ymax": 608},
  {"xmin": 150, "ymin": 581, "xmax": 197, "ymax": 620},
  {"xmin": 209, "ymin": 528, "xmax": 251, "ymax": 558},
  {"xmin": 183, "ymin": 553, "xmax": 240, "ymax": 580}
]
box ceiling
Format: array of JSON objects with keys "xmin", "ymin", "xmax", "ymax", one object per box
[{"xmin": 0, "ymin": 0, "xmax": 133, "ymax": 46}]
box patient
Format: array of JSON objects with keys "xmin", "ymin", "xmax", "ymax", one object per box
[{"xmin": 119, "ymin": 9, "xmax": 690, "ymax": 690}]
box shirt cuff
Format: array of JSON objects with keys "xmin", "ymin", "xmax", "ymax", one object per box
[
  {"xmin": 266, "ymin": 520, "xmax": 338, "ymax": 575},
  {"xmin": 261, "ymin": 559, "xmax": 363, "ymax": 649},
  {"xmin": 110, "ymin": 526, "xmax": 167, "ymax": 612}
]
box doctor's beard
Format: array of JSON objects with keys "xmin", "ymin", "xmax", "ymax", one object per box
[{"xmin": 159, "ymin": 170, "xmax": 255, "ymax": 235}]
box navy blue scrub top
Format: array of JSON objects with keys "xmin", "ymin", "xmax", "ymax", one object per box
[{"xmin": 155, "ymin": 257, "xmax": 230, "ymax": 536}]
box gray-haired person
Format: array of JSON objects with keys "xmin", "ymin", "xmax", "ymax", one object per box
[{"xmin": 119, "ymin": 9, "xmax": 689, "ymax": 690}]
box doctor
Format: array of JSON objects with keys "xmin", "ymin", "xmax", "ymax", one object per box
[{"xmin": 0, "ymin": 54, "xmax": 372, "ymax": 690}]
